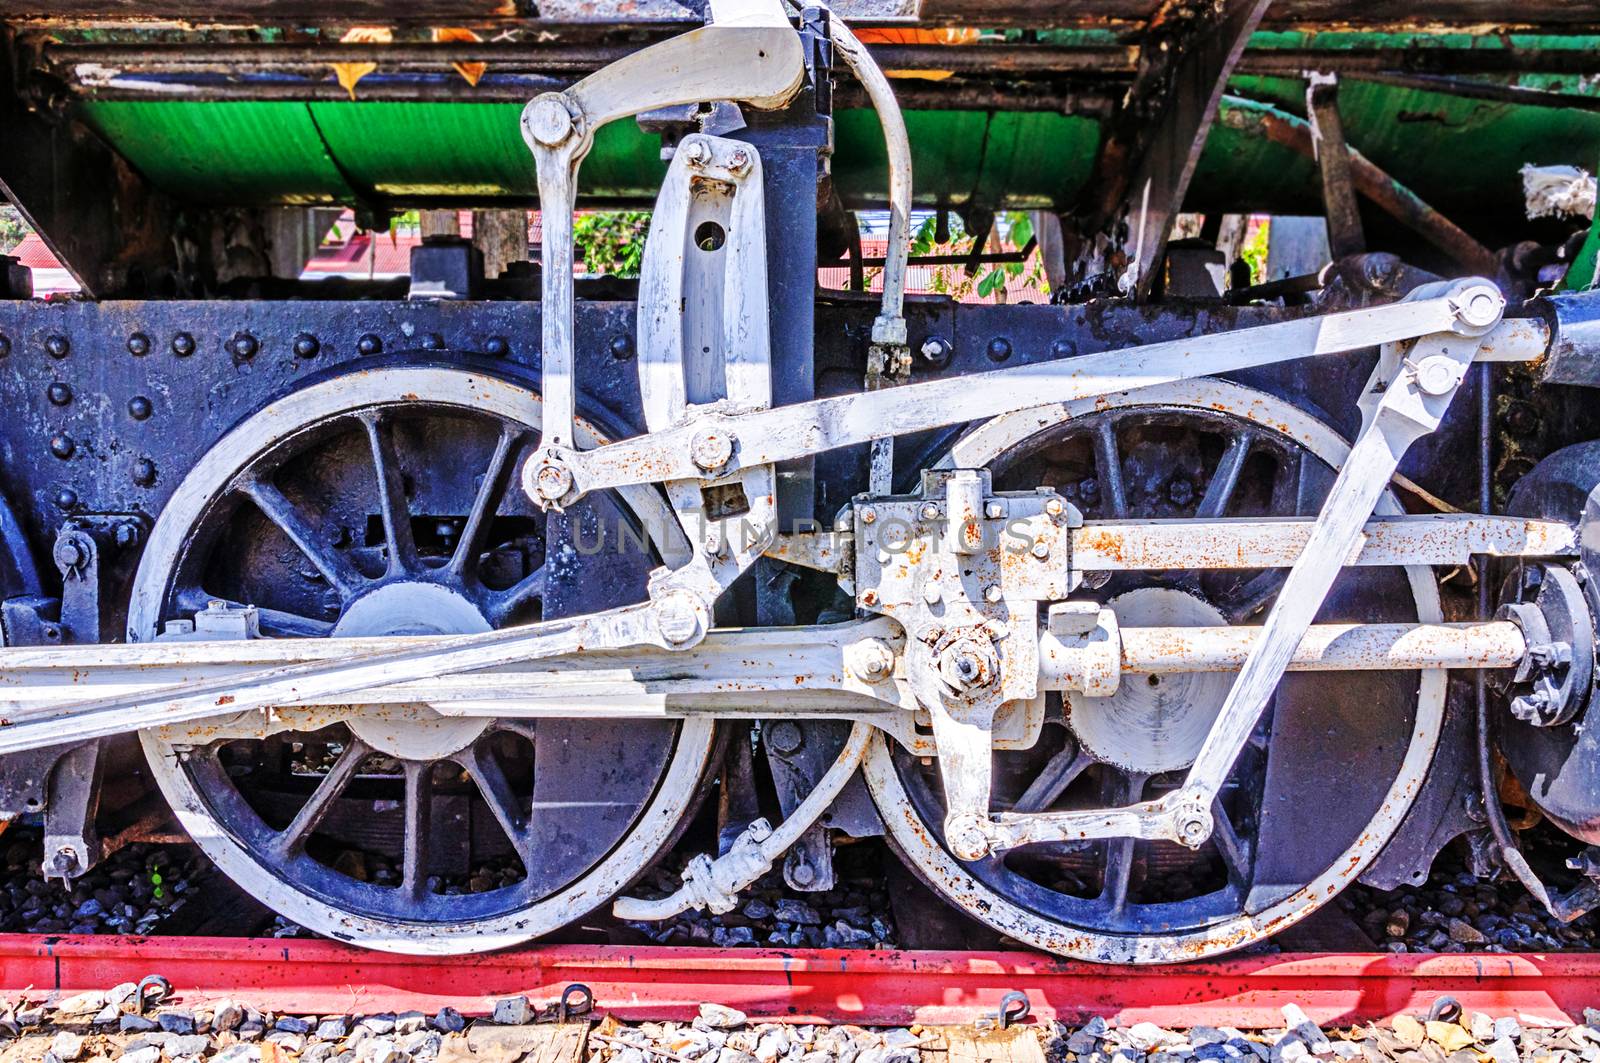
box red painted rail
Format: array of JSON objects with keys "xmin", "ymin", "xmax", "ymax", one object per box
[{"xmin": 2, "ymin": 937, "xmax": 1598, "ymax": 1028}]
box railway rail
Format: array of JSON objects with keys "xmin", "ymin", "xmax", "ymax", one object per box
[{"xmin": 3, "ymin": 937, "xmax": 1600, "ymax": 1028}]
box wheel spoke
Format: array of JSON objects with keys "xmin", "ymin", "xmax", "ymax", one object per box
[
  {"xmin": 271, "ymin": 738, "xmax": 372, "ymax": 859},
  {"xmin": 1092, "ymin": 421, "xmax": 1129, "ymax": 518},
  {"xmin": 1098, "ymin": 771, "xmax": 1148, "ymax": 917},
  {"xmin": 175, "ymin": 589, "xmax": 334, "ymax": 638},
  {"xmin": 460, "ymin": 742, "xmax": 532, "ymax": 862},
  {"xmin": 361, "ymin": 413, "xmax": 418, "ymax": 577},
  {"xmin": 401, "ymin": 760, "xmax": 433, "ymax": 899},
  {"xmin": 487, "ymin": 565, "xmax": 546, "ymax": 625},
  {"xmin": 449, "ymin": 426, "xmax": 528, "ymax": 580},
  {"xmin": 1211, "ymin": 798, "xmax": 1251, "ymax": 887},
  {"xmin": 238, "ymin": 477, "xmax": 363, "ymax": 600},
  {"xmin": 1012, "ymin": 743, "xmax": 1094, "ymax": 814},
  {"xmin": 1197, "ymin": 432, "xmax": 1252, "ymax": 518}
]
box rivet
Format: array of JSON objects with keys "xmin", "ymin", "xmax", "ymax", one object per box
[
  {"xmin": 45, "ymin": 335, "xmax": 69, "ymax": 359},
  {"xmin": 230, "ymin": 332, "xmax": 258, "ymax": 360},
  {"xmin": 132, "ymin": 458, "xmax": 157, "ymax": 486},
  {"xmin": 127, "ymin": 333, "xmax": 151, "ymax": 356},
  {"xmin": 421, "ymin": 333, "xmax": 445, "ymax": 351},
  {"xmin": 54, "ymin": 489, "xmax": 78, "ymax": 510},
  {"xmin": 128, "ymin": 396, "xmax": 153, "ymax": 421},
  {"xmin": 610, "ymin": 334, "xmax": 635, "ymax": 360},
  {"xmin": 0, "ymin": 334, "xmax": 9, "ymax": 358},
  {"xmin": 293, "ymin": 333, "xmax": 320, "ymax": 359},
  {"xmin": 358, "ymin": 334, "xmax": 383, "ymax": 356},
  {"xmin": 484, "ymin": 336, "xmax": 510, "ymax": 358},
  {"xmin": 172, "ymin": 332, "xmax": 195, "ymax": 357},
  {"xmin": 1050, "ymin": 338, "xmax": 1077, "ymax": 358},
  {"xmin": 47, "ymin": 383, "xmax": 72, "ymax": 406},
  {"xmin": 986, "ymin": 337, "xmax": 1012, "ymax": 363},
  {"xmin": 49, "ymin": 435, "xmax": 75, "ymax": 460}
]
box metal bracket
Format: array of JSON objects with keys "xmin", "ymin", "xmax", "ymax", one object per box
[{"xmin": 42, "ymin": 741, "xmax": 102, "ymax": 882}]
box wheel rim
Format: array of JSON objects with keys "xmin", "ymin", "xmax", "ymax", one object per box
[
  {"xmin": 132, "ymin": 364, "xmax": 715, "ymax": 953},
  {"xmin": 864, "ymin": 379, "xmax": 1445, "ymax": 962}
]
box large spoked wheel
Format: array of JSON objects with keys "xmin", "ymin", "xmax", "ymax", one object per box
[
  {"xmin": 131, "ymin": 363, "xmax": 715, "ymax": 953},
  {"xmin": 865, "ymin": 379, "xmax": 1445, "ymax": 962}
]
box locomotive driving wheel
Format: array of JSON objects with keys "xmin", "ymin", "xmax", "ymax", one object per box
[
  {"xmin": 865, "ymin": 378, "xmax": 1446, "ymax": 962},
  {"xmin": 130, "ymin": 362, "xmax": 716, "ymax": 953}
]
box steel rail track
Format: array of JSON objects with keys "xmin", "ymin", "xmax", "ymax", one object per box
[{"xmin": 0, "ymin": 938, "xmax": 1597, "ymax": 1027}]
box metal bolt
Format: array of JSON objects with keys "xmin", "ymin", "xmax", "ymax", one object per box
[
  {"xmin": 358, "ymin": 333, "xmax": 383, "ymax": 356},
  {"xmin": 0, "ymin": 334, "xmax": 9, "ymax": 358},
  {"xmin": 126, "ymin": 333, "xmax": 150, "ymax": 356},
  {"xmin": 128, "ymin": 396, "xmax": 153, "ymax": 421},
  {"xmin": 525, "ymin": 95, "xmax": 575, "ymax": 147},
  {"xmin": 944, "ymin": 813, "xmax": 992, "ymax": 861},
  {"xmin": 765, "ymin": 720, "xmax": 804, "ymax": 755},
  {"xmin": 49, "ymin": 435, "xmax": 74, "ymax": 460},
  {"xmin": 789, "ymin": 860, "xmax": 815, "ymax": 887},
  {"xmin": 1079, "ymin": 477, "xmax": 1099, "ymax": 499},
  {"xmin": 609, "ymin": 334, "xmax": 635, "ymax": 360},
  {"xmin": 532, "ymin": 462, "xmax": 574, "ymax": 502},
  {"xmin": 1174, "ymin": 803, "xmax": 1214, "ymax": 849},
  {"xmin": 1049, "ymin": 338, "xmax": 1077, "ymax": 358},
  {"xmin": 1168, "ymin": 478, "xmax": 1194, "ymax": 506},
  {"xmin": 681, "ymin": 140, "xmax": 711, "ymax": 167},
  {"xmin": 860, "ymin": 507, "xmax": 877, "ymax": 525},
  {"xmin": 689, "ymin": 429, "xmax": 734, "ymax": 472},
  {"xmin": 171, "ymin": 332, "xmax": 195, "ymax": 357},
  {"xmin": 54, "ymin": 489, "xmax": 77, "ymax": 510},
  {"xmin": 484, "ymin": 336, "xmax": 510, "ymax": 358},
  {"xmin": 920, "ymin": 502, "xmax": 940, "ymax": 521},
  {"xmin": 1031, "ymin": 538, "xmax": 1050, "ymax": 559},
  {"xmin": 846, "ymin": 638, "xmax": 896, "ymax": 683},
  {"xmin": 1412, "ymin": 355, "xmax": 1458, "ymax": 397},
  {"xmin": 53, "ymin": 537, "xmax": 85, "ymax": 571},
  {"xmin": 655, "ymin": 592, "xmax": 702, "ymax": 645},
  {"xmin": 984, "ymin": 584, "xmax": 1002, "ymax": 603},
  {"xmin": 984, "ymin": 501, "xmax": 1005, "ymax": 519},
  {"xmin": 1044, "ymin": 497, "xmax": 1065, "ymax": 518},
  {"xmin": 47, "ymin": 382, "xmax": 72, "ymax": 406},
  {"xmin": 421, "ymin": 333, "xmax": 445, "ymax": 351},
  {"xmin": 114, "ymin": 523, "xmax": 141, "ymax": 549},
  {"xmin": 132, "ymin": 458, "xmax": 157, "ymax": 486},
  {"xmin": 45, "ymin": 335, "xmax": 69, "ymax": 359},
  {"xmin": 986, "ymin": 337, "xmax": 1012, "ymax": 363},
  {"xmin": 293, "ymin": 333, "xmax": 320, "ymax": 359},
  {"xmin": 727, "ymin": 148, "xmax": 752, "ymax": 174},
  {"xmin": 923, "ymin": 583, "xmax": 942, "ymax": 605},
  {"xmin": 919, "ymin": 337, "xmax": 953, "ymax": 366},
  {"xmin": 230, "ymin": 332, "xmax": 258, "ymax": 360}
]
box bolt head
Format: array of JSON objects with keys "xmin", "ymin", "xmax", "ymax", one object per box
[
  {"xmin": 689, "ymin": 429, "xmax": 734, "ymax": 472},
  {"xmin": 1031, "ymin": 539, "xmax": 1050, "ymax": 559},
  {"xmin": 860, "ymin": 507, "xmax": 877, "ymax": 525},
  {"xmin": 945, "ymin": 814, "xmax": 992, "ymax": 862},
  {"xmin": 984, "ymin": 584, "xmax": 1002, "ymax": 603},
  {"xmin": 986, "ymin": 337, "xmax": 1012, "ymax": 362},
  {"xmin": 727, "ymin": 148, "xmax": 752, "ymax": 174},
  {"xmin": 681, "ymin": 140, "xmax": 711, "ymax": 167},
  {"xmin": 526, "ymin": 96, "xmax": 575, "ymax": 147},
  {"xmin": 984, "ymin": 501, "xmax": 1005, "ymax": 519},
  {"xmin": 1044, "ymin": 497, "xmax": 1065, "ymax": 518},
  {"xmin": 920, "ymin": 502, "xmax": 941, "ymax": 521},
  {"xmin": 655, "ymin": 592, "xmax": 703, "ymax": 645},
  {"xmin": 922, "ymin": 583, "xmax": 942, "ymax": 605},
  {"xmin": 0, "ymin": 334, "xmax": 9, "ymax": 358},
  {"xmin": 847, "ymin": 638, "xmax": 896, "ymax": 683},
  {"xmin": 919, "ymin": 337, "xmax": 952, "ymax": 365},
  {"xmin": 132, "ymin": 458, "xmax": 157, "ymax": 486},
  {"xmin": 532, "ymin": 461, "xmax": 574, "ymax": 502},
  {"xmin": 609, "ymin": 334, "xmax": 635, "ymax": 360}
]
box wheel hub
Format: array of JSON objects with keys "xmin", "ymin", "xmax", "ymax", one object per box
[{"xmin": 1067, "ymin": 587, "xmax": 1231, "ymax": 775}]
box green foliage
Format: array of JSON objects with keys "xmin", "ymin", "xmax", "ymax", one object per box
[
  {"xmin": 0, "ymin": 205, "xmax": 29, "ymax": 255},
  {"xmin": 1241, "ymin": 218, "xmax": 1270, "ymax": 287},
  {"xmin": 905, "ymin": 210, "xmax": 1047, "ymax": 301},
  {"xmin": 573, "ymin": 211, "xmax": 652, "ymax": 277}
]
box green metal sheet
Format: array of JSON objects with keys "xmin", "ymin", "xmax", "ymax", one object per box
[{"xmin": 79, "ymin": 101, "xmax": 357, "ymax": 205}]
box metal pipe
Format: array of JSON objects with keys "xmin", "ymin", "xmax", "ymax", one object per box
[
  {"xmin": 1039, "ymin": 620, "xmax": 1527, "ymax": 690},
  {"xmin": 1216, "ymin": 101, "xmax": 1500, "ymax": 277}
]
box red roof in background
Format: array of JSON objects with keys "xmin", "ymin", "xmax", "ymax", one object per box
[{"xmin": 10, "ymin": 233, "xmax": 59, "ymax": 271}]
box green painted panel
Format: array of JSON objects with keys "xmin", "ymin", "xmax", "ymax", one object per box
[{"xmin": 78, "ymin": 101, "xmax": 356, "ymax": 205}]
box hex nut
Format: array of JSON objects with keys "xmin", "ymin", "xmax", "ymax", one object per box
[
  {"xmin": 846, "ymin": 638, "xmax": 896, "ymax": 683},
  {"xmin": 689, "ymin": 429, "xmax": 734, "ymax": 472}
]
